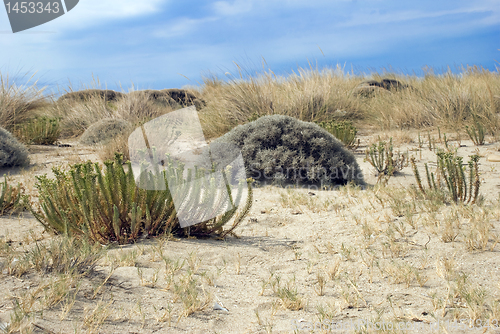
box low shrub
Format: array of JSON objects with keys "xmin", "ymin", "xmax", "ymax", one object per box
[
  {"xmin": 30, "ymin": 154, "xmax": 252, "ymax": 244},
  {"xmin": 213, "ymin": 115, "xmax": 364, "ymax": 187},
  {"xmin": 465, "ymin": 114, "xmax": 485, "ymax": 146},
  {"xmin": 97, "ymin": 133, "xmax": 130, "ymax": 162},
  {"xmin": 13, "ymin": 116, "xmax": 60, "ymax": 145},
  {"xmin": 411, "ymin": 152, "xmax": 480, "ymax": 204},
  {"xmin": 79, "ymin": 118, "xmax": 132, "ymax": 145},
  {"xmin": 365, "ymin": 138, "xmax": 407, "ymax": 176},
  {"xmin": 0, "ymin": 126, "xmax": 29, "ymax": 168}
]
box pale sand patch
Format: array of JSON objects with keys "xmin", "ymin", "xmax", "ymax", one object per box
[{"xmin": 0, "ymin": 133, "xmax": 499, "ymax": 333}]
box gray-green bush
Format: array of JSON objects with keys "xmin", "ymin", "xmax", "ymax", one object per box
[
  {"xmin": 79, "ymin": 118, "xmax": 132, "ymax": 145},
  {"xmin": 214, "ymin": 115, "xmax": 364, "ymax": 187},
  {"xmin": 0, "ymin": 127, "xmax": 29, "ymax": 168}
]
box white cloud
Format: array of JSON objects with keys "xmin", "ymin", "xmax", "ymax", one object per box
[
  {"xmin": 339, "ymin": 6, "xmax": 499, "ymax": 28},
  {"xmin": 0, "ymin": 0, "xmax": 497, "ymax": 92},
  {"xmin": 213, "ymin": 0, "xmax": 253, "ymax": 16},
  {"xmin": 152, "ymin": 17, "xmax": 218, "ymax": 39},
  {"xmin": 211, "ymin": 0, "xmax": 351, "ymax": 17},
  {"xmin": 45, "ymin": 0, "xmax": 168, "ymax": 30},
  {"xmin": 73, "ymin": 0, "xmax": 165, "ymax": 19}
]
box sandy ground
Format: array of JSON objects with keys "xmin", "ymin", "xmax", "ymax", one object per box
[{"xmin": 0, "ymin": 132, "xmax": 500, "ymax": 334}]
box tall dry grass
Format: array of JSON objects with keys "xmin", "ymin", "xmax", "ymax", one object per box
[
  {"xmin": 199, "ymin": 65, "xmax": 365, "ymax": 139},
  {"xmin": 364, "ymin": 67, "xmax": 500, "ymax": 132},
  {"xmin": 48, "ymin": 86, "xmax": 179, "ymax": 138},
  {"xmin": 4, "ymin": 65, "xmax": 498, "ymax": 148},
  {"xmin": 0, "ymin": 72, "xmax": 48, "ymax": 132},
  {"xmin": 198, "ymin": 65, "xmax": 500, "ymax": 139}
]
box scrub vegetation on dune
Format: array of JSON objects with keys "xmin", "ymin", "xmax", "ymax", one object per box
[
  {"xmin": 0, "ymin": 65, "xmax": 499, "ymax": 333},
  {"xmin": 214, "ymin": 114, "xmax": 364, "ymax": 187}
]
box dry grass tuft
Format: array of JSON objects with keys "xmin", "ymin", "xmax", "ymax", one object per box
[{"xmin": 0, "ymin": 72, "xmax": 48, "ymax": 132}]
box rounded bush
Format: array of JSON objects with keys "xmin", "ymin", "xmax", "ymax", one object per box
[
  {"xmin": 79, "ymin": 118, "xmax": 132, "ymax": 145},
  {"xmin": 213, "ymin": 115, "xmax": 364, "ymax": 187},
  {"xmin": 0, "ymin": 127, "xmax": 29, "ymax": 168}
]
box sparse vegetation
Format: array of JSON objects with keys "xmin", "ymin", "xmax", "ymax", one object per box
[
  {"xmin": 0, "ymin": 176, "xmax": 22, "ymax": 215},
  {"xmin": 465, "ymin": 114, "xmax": 486, "ymax": 145},
  {"xmin": 365, "ymin": 137, "xmax": 407, "ymax": 177},
  {"xmin": 0, "ymin": 66, "xmax": 499, "ymax": 333},
  {"xmin": 411, "ymin": 152, "xmax": 480, "ymax": 204}
]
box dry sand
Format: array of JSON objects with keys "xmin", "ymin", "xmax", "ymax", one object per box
[{"xmin": 0, "ymin": 131, "xmax": 499, "ymax": 333}]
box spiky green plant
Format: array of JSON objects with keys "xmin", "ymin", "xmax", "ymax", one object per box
[
  {"xmin": 0, "ymin": 176, "xmax": 22, "ymax": 215},
  {"xmin": 317, "ymin": 120, "xmax": 359, "ymax": 149},
  {"xmin": 365, "ymin": 138, "xmax": 407, "ymax": 176},
  {"xmin": 30, "ymin": 153, "xmax": 252, "ymax": 244},
  {"xmin": 14, "ymin": 116, "xmax": 60, "ymax": 145},
  {"xmin": 411, "ymin": 152, "xmax": 480, "ymax": 204},
  {"xmin": 465, "ymin": 114, "xmax": 485, "ymax": 146}
]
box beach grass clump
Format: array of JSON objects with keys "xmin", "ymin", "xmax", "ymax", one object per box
[
  {"xmin": 50, "ymin": 90, "xmax": 117, "ymax": 138},
  {"xmin": 197, "ymin": 65, "xmax": 500, "ymax": 138},
  {"xmin": 0, "ymin": 72, "xmax": 48, "ymax": 132},
  {"xmin": 13, "ymin": 116, "xmax": 61, "ymax": 145},
  {"xmin": 199, "ymin": 66, "xmax": 364, "ymax": 139},
  {"xmin": 0, "ymin": 176, "xmax": 23, "ymax": 215}
]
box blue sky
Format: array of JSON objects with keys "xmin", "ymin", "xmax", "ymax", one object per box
[{"xmin": 1, "ymin": 0, "xmax": 499, "ymax": 93}]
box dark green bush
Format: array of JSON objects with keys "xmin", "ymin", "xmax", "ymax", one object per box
[
  {"xmin": 0, "ymin": 126, "xmax": 29, "ymax": 168},
  {"xmin": 30, "ymin": 154, "xmax": 252, "ymax": 244},
  {"xmin": 14, "ymin": 116, "xmax": 60, "ymax": 145},
  {"xmin": 214, "ymin": 115, "xmax": 364, "ymax": 187}
]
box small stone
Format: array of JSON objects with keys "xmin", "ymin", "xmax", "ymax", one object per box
[
  {"xmin": 213, "ymin": 302, "xmax": 229, "ymax": 312},
  {"xmin": 487, "ymin": 154, "xmax": 500, "ymax": 162}
]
